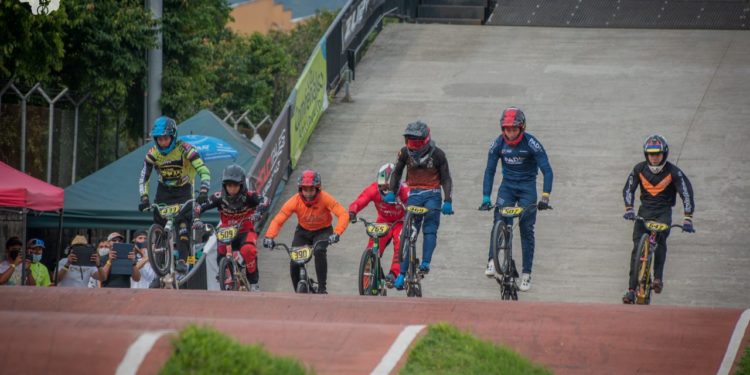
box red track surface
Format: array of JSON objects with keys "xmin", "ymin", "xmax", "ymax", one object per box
[{"xmin": 0, "ymin": 288, "xmax": 746, "ymax": 374}]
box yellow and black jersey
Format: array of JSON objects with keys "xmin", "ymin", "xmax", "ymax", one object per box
[
  {"xmin": 139, "ymin": 140, "xmax": 210, "ymax": 197},
  {"xmin": 623, "ymin": 161, "xmax": 694, "ymax": 215}
]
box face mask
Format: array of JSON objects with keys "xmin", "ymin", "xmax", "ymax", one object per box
[
  {"xmin": 136, "ymin": 242, "xmax": 146, "ymax": 249},
  {"xmin": 98, "ymin": 247, "xmax": 110, "ymax": 257},
  {"xmin": 32, "ymin": 254, "xmax": 42, "ymax": 263}
]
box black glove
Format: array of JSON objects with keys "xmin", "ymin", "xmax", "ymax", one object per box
[
  {"xmin": 262, "ymin": 237, "xmax": 275, "ymax": 249},
  {"xmin": 191, "ymin": 219, "xmax": 204, "ymax": 231},
  {"xmin": 537, "ymin": 194, "xmax": 550, "ymax": 210},
  {"xmin": 251, "ymin": 212, "xmax": 262, "ymax": 222},
  {"xmin": 349, "ymin": 211, "xmax": 357, "ymax": 223},
  {"xmin": 196, "ymin": 189, "xmax": 209, "ymax": 205},
  {"xmin": 623, "ymin": 207, "xmax": 636, "ymax": 221},
  {"xmin": 328, "ymin": 233, "xmax": 340, "ymax": 244},
  {"xmin": 682, "ymin": 216, "xmax": 695, "ymax": 233},
  {"xmin": 138, "ymin": 195, "xmax": 150, "ymax": 212}
]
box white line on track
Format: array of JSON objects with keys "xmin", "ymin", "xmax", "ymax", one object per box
[
  {"xmin": 116, "ymin": 330, "xmax": 175, "ymax": 375},
  {"xmin": 371, "ymin": 325, "xmax": 426, "ymax": 375},
  {"xmin": 717, "ymin": 309, "xmax": 750, "ymax": 375}
]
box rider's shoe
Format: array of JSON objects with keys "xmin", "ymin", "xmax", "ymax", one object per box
[
  {"xmin": 418, "ymin": 261, "xmax": 430, "ymax": 275},
  {"xmin": 622, "ymin": 289, "xmax": 636, "ymax": 304},
  {"xmin": 317, "ymin": 287, "xmax": 328, "ymax": 295},
  {"xmin": 175, "ymin": 259, "xmax": 188, "ymax": 274},
  {"xmin": 653, "ymin": 279, "xmax": 663, "ymax": 294},
  {"xmin": 484, "ymin": 260, "xmax": 495, "ymax": 278},
  {"xmin": 518, "ymin": 273, "xmax": 532, "ymax": 292},
  {"xmin": 249, "ymin": 283, "xmax": 260, "ymax": 292},
  {"xmin": 385, "ymin": 272, "xmax": 396, "ymax": 289},
  {"xmin": 394, "ymin": 274, "xmax": 405, "ymax": 290}
]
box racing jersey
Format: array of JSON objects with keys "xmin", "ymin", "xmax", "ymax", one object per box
[
  {"xmin": 623, "ymin": 161, "xmax": 694, "ymax": 215},
  {"xmin": 349, "ymin": 182, "xmax": 410, "ymax": 223},
  {"xmin": 266, "ymin": 191, "xmax": 349, "ymax": 238},
  {"xmin": 139, "ymin": 140, "xmax": 210, "ymax": 197},
  {"xmin": 197, "ymin": 190, "xmax": 267, "ymax": 233},
  {"xmin": 483, "ymin": 132, "xmax": 553, "ymax": 197},
  {"xmin": 390, "ymin": 143, "xmax": 453, "ymax": 202}
]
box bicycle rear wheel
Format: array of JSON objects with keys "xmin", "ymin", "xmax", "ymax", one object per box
[
  {"xmin": 633, "ymin": 234, "xmax": 652, "ymax": 304},
  {"xmin": 358, "ymin": 249, "xmax": 378, "ymax": 296},
  {"xmin": 218, "ymin": 257, "xmax": 238, "ymax": 291},
  {"xmin": 398, "ymin": 214, "xmax": 413, "ymax": 263},
  {"xmin": 147, "ymin": 224, "xmax": 172, "ymax": 277}
]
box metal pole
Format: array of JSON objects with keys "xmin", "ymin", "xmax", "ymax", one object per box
[
  {"xmin": 147, "ymin": 0, "xmax": 163, "ymax": 132},
  {"xmin": 20, "ymin": 208, "xmax": 27, "ymax": 286},
  {"xmin": 54, "ymin": 209, "xmax": 64, "ymax": 286},
  {"xmin": 69, "ymin": 93, "xmax": 90, "ymax": 183},
  {"xmin": 95, "ymin": 108, "xmax": 101, "ymax": 170},
  {"xmin": 11, "ymin": 83, "xmax": 41, "ymax": 173},
  {"xmin": 37, "ymin": 87, "xmax": 68, "ymax": 183}
]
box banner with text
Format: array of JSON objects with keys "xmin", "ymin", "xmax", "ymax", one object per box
[
  {"xmin": 290, "ymin": 43, "xmax": 329, "ymax": 169},
  {"xmin": 248, "ymin": 105, "xmax": 290, "ymax": 204}
]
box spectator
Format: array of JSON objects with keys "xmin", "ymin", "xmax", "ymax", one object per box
[
  {"xmin": 107, "ymin": 232, "xmax": 125, "ymax": 244},
  {"xmin": 0, "ymin": 237, "xmax": 32, "ymax": 286},
  {"xmin": 27, "ymin": 239, "xmax": 51, "ymax": 287},
  {"xmin": 56, "ymin": 235, "xmax": 104, "ymax": 288},
  {"xmin": 130, "ymin": 230, "xmax": 156, "ymax": 288}
]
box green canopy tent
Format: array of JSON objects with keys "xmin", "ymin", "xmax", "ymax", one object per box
[{"xmin": 29, "ymin": 110, "xmax": 260, "ymax": 229}]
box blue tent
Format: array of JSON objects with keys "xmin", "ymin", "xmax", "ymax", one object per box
[{"xmin": 29, "ymin": 110, "xmax": 260, "ymax": 229}]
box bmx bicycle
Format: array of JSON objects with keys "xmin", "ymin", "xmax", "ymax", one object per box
[
  {"xmin": 356, "ymin": 217, "xmax": 394, "ymax": 296},
  {"xmin": 398, "ymin": 205, "xmax": 440, "ymax": 298},
  {"xmin": 627, "ymin": 217, "xmax": 685, "ymax": 305},
  {"xmin": 145, "ymin": 199, "xmax": 195, "ymax": 289},
  {"xmin": 271, "ymin": 240, "xmax": 330, "ymax": 294}
]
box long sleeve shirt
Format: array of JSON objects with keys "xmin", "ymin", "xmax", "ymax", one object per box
[
  {"xmin": 483, "ymin": 132, "xmax": 553, "ymax": 197},
  {"xmin": 265, "ymin": 191, "xmax": 349, "ymax": 238}
]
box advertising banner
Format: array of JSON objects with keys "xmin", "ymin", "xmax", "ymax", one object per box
[
  {"xmin": 341, "ymin": 0, "xmax": 385, "ymax": 50},
  {"xmin": 290, "ymin": 43, "xmax": 329, "ymax": 168},
  {"xmin": 248, "ymin": 106, "xmax": 290, "ymax": 204}
]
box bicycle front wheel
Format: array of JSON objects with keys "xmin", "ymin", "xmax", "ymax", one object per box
[
  {"xmin": 296, "ymin": 280, "xmax": 309, "ymax": 294},
  {"xmin": 358, "ymin": 249, "xmax": 378, "ymax": 296},
  {"xmin": 633, "ymin": 233, "xmax": 652, "ymax": 304},
  {"xmin": 147, "ymin": 224, "xmax": 172, "ymax": 277},
  {"xmin": 218, "ymin": 257, "xmax": 238, "ymax": 291},
  {"xmin": 491, "ymin": 222, "xmax": 509, "ymax": 277}
]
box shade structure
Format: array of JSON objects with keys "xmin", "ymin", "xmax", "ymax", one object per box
[{"xmin": 0, "ymin": 161, "xmax": 64, "ymax": 211}]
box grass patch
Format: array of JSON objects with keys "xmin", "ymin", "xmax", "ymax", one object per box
[
  {"xmin": 737, "ymin": 345, "xmax": 750, "ymax": 375},
  {"xmin": 160, "ymin": 325, "xmax": 313, "ymax": 375},
  {"xmin": 400, "ymin": 323, "xmax": 552, "ymax": 375}
]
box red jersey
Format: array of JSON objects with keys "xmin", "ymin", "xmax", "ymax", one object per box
[{"xmin": 348, "ymin": 182, "xmax": 409, "ymax": 223}]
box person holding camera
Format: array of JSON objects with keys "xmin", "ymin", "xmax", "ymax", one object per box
[
  {"xmin": 130, "ymin": 230, "xmax": 156, "ymax": 289},
  {"xmin": 56, "ymin": 235, "xmax": 105, "ymax": 288},
  {"xmin": 0, "ymin": 237, "xmax": 33, "ymax": 286}
]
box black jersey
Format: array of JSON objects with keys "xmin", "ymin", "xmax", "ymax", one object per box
[
  {"xmin": 623, "ymin": 161, "xmax": 694, "ymax": 215},
  {"xmin": 390, "ymin": 143, "xmax": 453, "ymax": 202}
]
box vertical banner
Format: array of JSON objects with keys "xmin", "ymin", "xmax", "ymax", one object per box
[
  {"xmin": 290, "ymin": 42, "xmax": 329, "ymax": 169},
  {"xmin": 248, "ymin": 105, "xmax": 291, "ymax": 204}
]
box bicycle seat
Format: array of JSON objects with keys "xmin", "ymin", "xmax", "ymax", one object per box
[
  {"xmin": 406, "ymin": 206, "xmax": 430, "ymax": 215},
  {"xmin": 499, "ymin": 206, "xmax": 524, "ymax": 218},
  {"xmin": 644, "ymin": 221, "xmax": 670, "ymax": 232},
  {"xmin": 366, "ymin": 223, "xmax": 391, "ymax": 238}
]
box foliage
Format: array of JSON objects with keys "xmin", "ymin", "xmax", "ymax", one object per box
[
  {"xmin": 160, "ymin": 325, "xmax": 314, "ymax": 375},
  {"xmin": 737, "ymin": 345, "xmax": 750, "ymax": 375},
  {"xmin": 269, "ymin": 10, "xmax": 337, "ymax": 75},
  {"xmin": 400, "ymin": 323, "xmax": 552, "ymax": 375}
]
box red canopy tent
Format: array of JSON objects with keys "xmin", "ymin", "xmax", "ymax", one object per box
[{"xmin": 0, "ymin": 161, "xmax": 64, "ymax": 285}]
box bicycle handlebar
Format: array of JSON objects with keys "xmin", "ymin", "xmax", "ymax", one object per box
[
  {"xmin": 632, "ymin": 216, "xmax": 686, "ymax": 231},
  {"xmin": 477, "ymin": 203, "xmax": 552, "ymax": 211},
  {"xmin": 146, "ymin": 198, "xmax": 194, "ymax": 213},
  {"xmin": 271, "ymin": 239, "xmax": 331, "ymax": 253}
]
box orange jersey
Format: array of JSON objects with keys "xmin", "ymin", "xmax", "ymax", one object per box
[{"xmin": 266, "ymin": 190, "xmax": 349, "ymax": 238}]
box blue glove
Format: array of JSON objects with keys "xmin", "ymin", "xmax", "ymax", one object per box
[
  {"xmin": 328, "ymin": 233, "xmax": 340, "ymax": 244},
  {"xmin": 441, "ymin": 201, "xmax": 454, "ymax": 215},
  {"xmin": 383, "ymin": 192, "xmax": 396, "ymax": 203},
  {"xmin": 623, "ymin": 207, "xmax": 635, "ymax": 221},
  {"xmin": 262, "ymin": 237, "xmax": 275, "ymax": 249},
  {"xmin": 682, "ymin": 217, "xmax": 695, "ymax": 233},
  {"xmin": 479, "ymin": 196, "xmax": 492, "ymax": 211}
]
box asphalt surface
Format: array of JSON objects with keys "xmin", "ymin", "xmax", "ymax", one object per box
[{"xmin": 257, "ymin": 23, "xmax": 750, "ymax": 308}]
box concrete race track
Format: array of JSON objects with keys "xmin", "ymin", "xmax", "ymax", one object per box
[{"xmin": 0, "ymin": 288, "xmax": 748, "ymax": 374}]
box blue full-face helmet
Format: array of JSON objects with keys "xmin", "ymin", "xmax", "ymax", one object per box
[{"xmin": 151, "ymin": 116, "xmax": 178, "ymax": 155}]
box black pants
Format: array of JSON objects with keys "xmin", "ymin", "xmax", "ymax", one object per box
[
  {"xmin": 628, "ymin": 208, "xmax": 671, "ymax": 289},
  {"xmin": 154, "ymin": 184, "xmax": 193, "ymax": 262},
  {"xmin": 290, "ymin": 225, "xmax": 332, "ymax": 291}
]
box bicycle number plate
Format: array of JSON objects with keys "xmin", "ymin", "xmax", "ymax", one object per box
[
  {"xmin": 366, "ymin": 223, "xmax": 390, "ymax": 238},
  {"xmin": 187, "ymin": 255, "xmax": 196, "ymax": 265},
  {"xmin": 216, "ymin": 227, "xmax": 238, "ymax": 242},
  {"xmin": 645, "ymin": 221, "xmax": 669, "ymax": 232},
  {"xmin": 500, "ymin": 207, "xmax": 524, "ymax": 217},
  {"xmin": 159, "ymin": 204, "xmax": 180, "ymax": 217},
  {"xmin": 407, "ymin": 206, "xmax": 429, "ymax": 215},
  {"xmin": 290, "ymin": 247, "xmax": 313, "ymax": 262}
]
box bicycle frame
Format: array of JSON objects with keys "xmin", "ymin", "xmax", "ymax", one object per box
[
  {"xmin": 631, "ymin": 217, "xmax": 684, "ymax": 305},
  {"xmin": 213, "ymin": 217, "xmax": 256, "ymax": 291},
  {"xmin": 146, "ymin": 199, "xmax": 194, "ymax": 289},
  {"xmin": 480, "ymin": 203, "xmax": 544, "ymax": 301},
  {"xmin": 273, "ymin": 239, "xmax": 329, "ymax": 294},
  {"xmin": 357, "ymin": 218, "xmax": 392, "ymax": 296},
  {"xmin": 399, "ymin": 205, "xmax": 440, "ymax": 298}
]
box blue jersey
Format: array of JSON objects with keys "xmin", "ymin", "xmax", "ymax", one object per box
[{"xmin": 482, "ymin": 132, "xmax": 553, "ymax": 197}]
